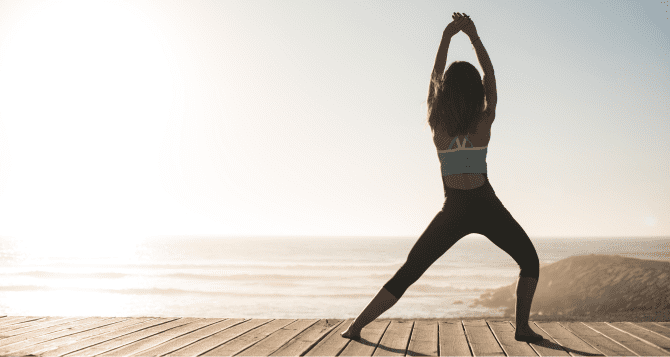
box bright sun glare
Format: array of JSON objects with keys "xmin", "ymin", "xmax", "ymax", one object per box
[{"xmin": 0, "ymin": 1, "xmax": 183, "ymax": 248}]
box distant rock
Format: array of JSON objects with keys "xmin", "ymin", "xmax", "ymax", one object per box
[{"xmin": 471, "ymin": 254, "xmax": 670, "ymax": 317}]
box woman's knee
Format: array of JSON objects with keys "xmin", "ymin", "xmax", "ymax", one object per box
[
  {"xmin": 383, "ymin": 262, "xmax": 427, "ymax": 300},
  {"xmin": 383, "ymin": 273, "xmax": 414, "ymax": 300},
  {"xmin": 519, "ymin": 253, "xmax": 540, "ymax": 279},
  {"xmin": 383, "ymin": 281, "xmax": 404, "ymax": 300}
]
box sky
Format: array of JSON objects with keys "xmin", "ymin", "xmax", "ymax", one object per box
[{"xmin": 0, "ymin": 0, "xmax": 667, "ymax": 243}]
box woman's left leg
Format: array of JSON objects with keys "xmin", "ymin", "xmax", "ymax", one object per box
[{"xmin": 340, "ymin": 285, "xmax": 398, "ymax": 340}]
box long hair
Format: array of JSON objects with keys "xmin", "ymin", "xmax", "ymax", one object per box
[{"xmin": 426, "ymin": 61, "xmax": 486, "ymax": 136}]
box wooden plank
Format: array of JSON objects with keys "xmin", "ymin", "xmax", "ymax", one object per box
[
  {"xmin": 487, "ymin": 321, "xmax": 538, "ymax": 356},
  {"xmin": 337, "ymin": 319, "xmax": 390, "ymax": 357},
  {"xmin": 202, "ymin": 319, "xmax": 295, "ymax": 356},
  {"xmin": 0, "ymin": 317, "xmax": 95, "ymax": 351},
  {"xmin": 0, "ymin": 316, "xmax": 37, "ymax": 325},
  {"xmin": 40, "ymin": 318, "xmax": 174, "ymax": 357},
  {"xmin": 438, "ymin": 320, "xmax": 471, "ymax": 356},
  {"xmin": 0, "ymin": 316, "xmax": 87, "ymax": 340},
  {"xmin": 131, "ymin": 318, "xmax": 247, "ymax": 357},
  {"xmin": 584, "ymin": 321, "xmax": 670, "ymax": 356},
  {"xmin": 0, "ymin": 316, "xmax": 45, "ymax": 328},
  {"xmin": 559, "ymin": 322, "xmax": 636, "ymax": 356},
  {"xmin": 1, "ymin": 316, "xmax": 91, "ymax": 337},
  {"xmin": 6, "ymin": 317, "xmax": 132, "ymax": 356},
  {"xmin": 65, "ymin": 318, "xmax": 198, "ymax": 357},
  {"xmin": 638, "ymin": 322, "xmax": 670, "ymax": 340},
  {"xmin": 373, "ymin": 319, "xmax": 413, "ymax": 356},
  {"xmin": 0, "ymin": 316, "xmax": 24, "ymax": 325},
  {"xmin": 406, "ymin": 320, "xmax": 438, "ymax": 356},
  {"xmin": 237, "ymin": 319, "xmax": 318, "ymax": 356},
  {"xmin": 535, "ymin": 322, "xmax": 604, "ymax": 356},
  {"xmin": 607, "ymin": 322, "xmax": 670, "ymax": 354},
  {"xmin": 0, "ymin": 316, "xmax": 64, "ymax": 334},
  {"xmin": 97, "ymin": 318, "xmax": 226, "ymax": 356},
  {"xmin": 164, "ymin": 319, "xmax": 272, "ymax": 357},
  {"xmin": 0, "ymin": 317, "xmax": 125, "ymax": 355},
  {"xmin": 304, "ymin": 318, "xmax": 355, "ymax": 356},
  {"xmin": 1, "ymin": 316, "xmax": 666, "ymax": 357},
  {"xmin": 464, "ymin": 319, "xmax": 505, "ymax": 356},
  {"xmin": 270, "ymin": 319, "xmax": 344, "ymax": 357}
]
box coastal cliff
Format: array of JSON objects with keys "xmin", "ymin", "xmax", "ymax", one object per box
[{"xmin": 470, "ymin": 254, "xmax": 670, "ymax": 318}]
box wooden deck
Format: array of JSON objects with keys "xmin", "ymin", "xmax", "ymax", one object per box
[{"xmin": 0, "ymin": 316, "xmax": 668, "ymax": 356}]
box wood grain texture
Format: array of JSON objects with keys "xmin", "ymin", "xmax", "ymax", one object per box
[
  {"xmin": 608, "ymin": 321, "xmax": 670, "ymax": 353},
  {"xmin": 585, "ymin": 321, "xmax": 670, "ymax": 356},
  {"xmin": 305, "ymin": 318, "xmax": 357, "ymax": 356},
  {"xmin": 66, "ymin": 318, "xmax": 197, "ymax": 357},
  {"xmin": 237, "ymin": 319, "xmax": 319, "ymax": 356},
  {"xmin": 133, "ymin": 318, "xmax": 247, "ymax": 357},
  {"xmin": 0, "ymin": 316, "xmax": 45, "ymax": 328},
  {"xmin": 0, "ymin": 317, "xmax": 95, "ymax": 351},
  {"xmin": 438, "ymin": 320, "xmax": 471, "ymax": 356},
  {"xmin": 559, "ymin": 321, "xmax": 636, "ymax": 356},
  {"xmin": 464, "ymin": 319, "xmax": 505, "ymax": 356},
  {"xmin": 40, "ymin": 318, "xmax": 175, "ymax": 357},
  {"xmin": 373, "ymin": 319, "xmax": 413, "ymax": 356},
  {"xmin": 270, "ymin": 318, "xmax": 343, "ymax": 356},
  {"xmin": 201, "ymin": 319, "xmax": 295, "ymax": 356},
  {"xmin": 406, "ymin": 320, "xmax": 438, "ymax": 356},
  {"xmin": 165, "ymin": 319, "xmax": 272, "ymax": 357},
  {"xmin": 535, "ymin": 321, "xmax": 604, "ymax": 356},
  {"xmin": 97, "ymin": 318, "xmax": 227, "ymax": 356},
  {"xmin": 0, "ymin": 317, "xmax": 124, "ymax": 355},
  {"xmin": 13, "ymin": 317, "xmax": 144, "ymax": 355},
  {"xmin": 638, "ymin": 322, "xmax": 670, "ymax": 340},
  {"xmin": 0, "ymin": 316, "xmax": 667, "ymax": 356},
  {"xmin": 0, "ymin": 316, "xmax": 62, "ymax": 334},
  {"xmin": 487, "ymin": 321, "xmax": 538, "ymax": 356}
]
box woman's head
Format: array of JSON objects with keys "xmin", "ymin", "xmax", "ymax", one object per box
[{"xmin": 427, "ymin": 61, "xmax": 485, "ymax": 136}]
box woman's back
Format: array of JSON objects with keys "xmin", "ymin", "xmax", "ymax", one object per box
[{"xmin": 432, "ymin": 109, "xmax": 493, "ymax": 189}]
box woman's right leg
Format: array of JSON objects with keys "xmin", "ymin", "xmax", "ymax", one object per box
[
  {"xmin": 476, "ymin": 192, "xmax": 543, "ymax": 342},
  {"xmin": 342, "ymin": 204, "xmax": 469, "ymax": 339}
]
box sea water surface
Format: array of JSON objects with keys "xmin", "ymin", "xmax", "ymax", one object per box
[{"xmin": 0, "ymin": 235, "xmax": 668, "ymax": 318}]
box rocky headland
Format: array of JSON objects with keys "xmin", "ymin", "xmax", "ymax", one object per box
[{"xmin": 470, "ymin": 254, "xmax": 670, "ymax": 321}]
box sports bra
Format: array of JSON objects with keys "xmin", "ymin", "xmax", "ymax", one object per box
[{"xmin": 437, "ymin": 134, "xmax": 488, "ymax": 176}]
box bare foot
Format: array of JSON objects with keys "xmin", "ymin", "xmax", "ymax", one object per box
[
  {"xmin": 340, "ymin": 325, "xmax": 361, "ymax": 340},
  {"xmin": 515, "ymin": 324, "xmax": 543, "ymax": 343}
]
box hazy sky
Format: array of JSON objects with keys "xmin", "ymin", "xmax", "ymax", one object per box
[{"xmin": 0, "ymin": 0, "xmax": 667, "ymax": 242}]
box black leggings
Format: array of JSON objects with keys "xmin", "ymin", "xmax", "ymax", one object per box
[{"xmin": 383, "ymin": 175, "xmax": 540, "ymax": 300}]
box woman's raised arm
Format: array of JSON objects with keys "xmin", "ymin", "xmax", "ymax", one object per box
[
  {"xmin": 461, "ymin": 15, "xmax": 497, "ymax": 111},
  {"xmin": 428, "ymin": 13, "xmax": 469, "ymax": 101}
]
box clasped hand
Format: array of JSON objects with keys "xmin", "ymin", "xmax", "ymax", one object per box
[{"xmin": 444, "ymin": 12, "xmax": 473, "ymax": 38}]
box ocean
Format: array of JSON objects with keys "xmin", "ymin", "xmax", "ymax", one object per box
[{"xmin": 0, "ymin": 236, "xmax": 668, "ymax": 319}]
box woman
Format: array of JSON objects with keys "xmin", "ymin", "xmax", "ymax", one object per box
[{"xmin": 341, "ymin": 13, "xmax": 544, "ymax": 344}]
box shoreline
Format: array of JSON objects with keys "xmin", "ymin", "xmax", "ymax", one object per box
[
  {"xmin": 401, "ymin": 309, "xmax": 670, "ymax": 322},
  {"xmin": 3, "ymin": 312, "xmax": 668, "ymax": 322}
]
